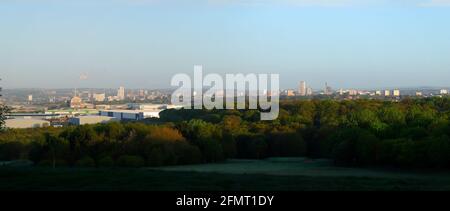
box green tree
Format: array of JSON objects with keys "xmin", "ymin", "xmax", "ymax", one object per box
[
  {"xmin": 44, "ymin": 133, "xmax": 64, "ymax": 168},
  {"xmin": 428, "ymin": 135, "xmax": 450, "ymax": 168},
  {"xmin": 0, "ymin": 81, "xmax": 11, "ymax": 130}
]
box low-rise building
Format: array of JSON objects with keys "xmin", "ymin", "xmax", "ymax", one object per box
[
  {"xmin": 5, "ymin": 119, "xmax": 50, "ymax": 129},
  {"xmin": 99, "ymin": 109, "xmax": 161, "ymax": 120},
  {"xmin": 127, "ymin": 103, "xmax": 166, "ymax": 110},
  {"xmin": 70, "ymin": 96, "xmax": 83, "ymax": 108},
  {"xmin": 93, "ymin": 93, "xmax": 106, "ymax": 102},
  {"xmin": 68, "ymin": 116, "xmax": 117, "ymax": 125}
]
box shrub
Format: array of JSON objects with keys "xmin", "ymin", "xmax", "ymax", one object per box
[{"xmin": 147, "ymin": 148, "xmax": 164, "ymax": 166}]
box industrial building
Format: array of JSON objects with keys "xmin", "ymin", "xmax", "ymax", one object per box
[
  {"xmin": 68, "ymin": 116, "xmax": 117, "ymax": 125},
  {"xmin": 127, "ymin": 103, "xmax": 166, "ymax": 110},
  {"xmin": 99, "ymin": 109, "xmax": 160, "ymax": 120},
  {"xmin": 5, "ymin": 119, "xmax": 50, "ymax": 129}
]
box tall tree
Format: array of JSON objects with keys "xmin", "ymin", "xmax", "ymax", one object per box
[{"xmin": 0, "ymin": 79, "xmax": 11, "ymax": 130}]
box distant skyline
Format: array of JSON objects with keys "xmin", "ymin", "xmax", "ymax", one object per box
[{"xmin": 1, "ymin": 0, "xmax": 450, "ymax": 89}]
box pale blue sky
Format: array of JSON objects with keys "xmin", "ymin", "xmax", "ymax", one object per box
[{"xmin": 1, "ymin": 0, "xmax": 450, "ymax": 89}]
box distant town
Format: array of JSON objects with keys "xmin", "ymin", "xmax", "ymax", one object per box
[{"xmin": 1, "ymin": 83, "xmax": 449, "ymax": 129}]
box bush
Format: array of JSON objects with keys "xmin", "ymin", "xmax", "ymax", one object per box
[
  {"xmin": 116, "ymin": 155, "xmax": 145, "ymax": 167},
  {"xmin": 0, "ymin": 142, "xmax": 26, "ymax": 161},
  {"xmin": 76, "ymin": 156, "xmax": 95, "ymax": 167},
  {"xmin": 147, "ymin": 148, "xmax": 164, "ymax": 166},
  {"xmin": 98, "ymin": 156, "xmax": 114, "ymax": 167}
]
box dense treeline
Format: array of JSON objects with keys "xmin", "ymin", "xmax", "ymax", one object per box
[
  {"xmin": 0, "ymin": 123, "xmax": 202, "ymax": 167},
  {"xmin": 0, "ymin": 97, "xmax": 449, "ymax": 169},
  {"xmin": 161, "ymin": 97, "xmax": 450, "ymax": 168}
]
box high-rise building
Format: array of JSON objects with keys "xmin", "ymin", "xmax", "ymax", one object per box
[
  {"xmin": 299, "ymin": 81, "xmax": 307, "ymax": 96},
  {"xmin": 306, "ymin": 87, "xmax": 313, "ymax": 96},
  {"xmin": 393, "ymin": 90, "xmax": 400, "ymax": 97},
  {"xmin": 375, "ymin": 91, "xmax": 382, "ymax": 96},
  {"xmin": 384, "ymin": 90, "xmax": 391, "ymax": 96},
  {"xmin": 28, "ymin": 95, "xmax": 33, "ymax": 102},
  {"xmin": 117, "ymin": 86, "xmax": 125, "ymax": 100},
  {"xmin": 441, "ymin": 89, "xmax": 449, "ymax": 95},
  {"xmin": 324, "ymin": 83, "xmax": 332, "ymax": 95},
  {"xmin": 416, "ymin": 91, "xmax": 423, "ymax": 96}
]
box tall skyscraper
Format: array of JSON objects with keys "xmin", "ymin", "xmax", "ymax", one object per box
[
  {"xmin": 324, "ymin": 83, "xmax": 332, "ymax": 95},
  {"xmin": 393, "ymin": 90, "xmax": 400, "ymax": 97},
  {"xmin": 117, "ymin": 86, "xmax": 125, "ymax": 100},
  {"xmin": 384, "ymin": 90, "xmax": 391, "ymax": 96},
  {"xmin": 299, "ymin": 81, "xmax": 306, "ymax": 96},
  {"xmin": 306, "ymin": 87, "xmax": 313, "ymax": 96}
]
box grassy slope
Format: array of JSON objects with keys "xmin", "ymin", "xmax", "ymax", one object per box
[{"xmin": 2, "ymin": 158, "xmax": 450, "ymax": 191}]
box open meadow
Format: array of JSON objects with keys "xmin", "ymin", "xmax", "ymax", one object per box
[{"xmin": 2, "ymin": 158, "xmax": 450, "ymax": 191}]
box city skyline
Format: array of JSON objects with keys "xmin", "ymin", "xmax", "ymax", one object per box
[{"xmin": 2, "ymin": 0, "xmax": 450, "ymax": 89}]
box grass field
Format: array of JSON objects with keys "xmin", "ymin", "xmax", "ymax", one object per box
[{"xmin": 2, "ymin": 158, "xmax": 450, "ymax": 191}]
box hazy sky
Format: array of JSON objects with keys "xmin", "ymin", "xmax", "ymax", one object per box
[{"xmin": 1, "ymin": 0, "xmax": 450, "ymax": 89}]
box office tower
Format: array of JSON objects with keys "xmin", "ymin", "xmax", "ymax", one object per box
[
  {"xmin": 393, "ymin": 90, "xmax": 400, "ymax": 97},
  {"xmin": 299, "ymin": 81, "xmax": 306, "ymax": 96},
  {"xmin": 117, "ymin": 86, "xmax": 125, "ymax": 100},
  {"xmin": 28, "ymin": 95, "xmax": 33, "ymax": 102},
  {"xmin": 384, "ymin": 90, "xmax": 391, "ymax": 96},
  {"xmin": 441, "ymin": 89, "xmax": 449, "ymax": 95},
  {"xmin": 416, "ymin": 91, "xmax": 423, "ymax": 96},
  {"xmin": 306, "ymin": 87, "xmax": 313, "ymax": 96},
  {"xmin": 375, "ymin": 91, "xmax": 382, "ymax": 95},
  {"xmin": 324, "ymin": 83, "xmax": 332, "ymax": 95}
]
